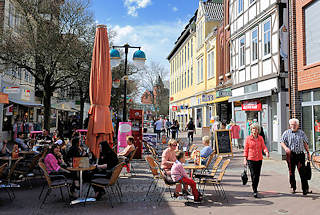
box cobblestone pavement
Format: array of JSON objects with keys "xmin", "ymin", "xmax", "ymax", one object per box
[{"xmin": 1, "ymin": 131, "xmax": 320, "ymax": 215}]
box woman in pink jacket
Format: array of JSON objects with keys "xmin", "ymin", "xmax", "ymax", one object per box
[{"xmin": 243, "ymin": 123, "xmax": 269, "ymax": 198}]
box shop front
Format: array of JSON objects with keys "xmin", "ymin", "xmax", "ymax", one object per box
[
  {"xmin": 1, "ymin": 83, "xmax": 42, "ymax": 140},
  {"xmin": 230, "ymin": 79, "xmax": 288, "ymax": 154},
  {"xmin": 215, "ymin": 88, "xmax": 232, "ymax": 123},
  {"xmin": 301, "ymin": 89, "xmax": 320, "ymax": 152}
]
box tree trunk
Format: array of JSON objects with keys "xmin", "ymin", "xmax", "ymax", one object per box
[{"xmin": 43, "ymin": 88, "xmax": 52, "ymax": 130}]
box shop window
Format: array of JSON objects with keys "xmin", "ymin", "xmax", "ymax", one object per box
[
  {"xmin": 314, "ymin": 105, "xmax": 320, "ymax": 150},
  {"xmin": 196, "ymin": 108, "xmax": 202, "ymax": 128},
  {"xmin": 303, "ymin": 106, "xmax": 314, "ymax": 151},
  {"xmin": 314, "ymin": 89, "xmax": 320, "ymax": 101},
  {"xmin": 302, "ymin": 91, "xmax": 311, "ymax": 102}
]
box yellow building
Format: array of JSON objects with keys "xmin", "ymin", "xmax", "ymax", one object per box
[{"xmin": 167, "ymin": 0, "xmax": 223, "ymax": 131}]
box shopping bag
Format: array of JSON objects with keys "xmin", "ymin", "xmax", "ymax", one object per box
[
  {"xmin": 305, "ymin": 161, "xmax": 312, "ymax": 180},
  {"xmin": 241, "ymin": 166, "xmax": 248, "ymax": 185}
]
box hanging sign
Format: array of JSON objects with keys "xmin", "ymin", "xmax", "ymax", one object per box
[
  {"xmin": 172, "ymin": 106, "xmax": 177, "ymax": 111},
  {"xmin": 242, "ymin": 100, "xmax": 262, "ymax": 111}
]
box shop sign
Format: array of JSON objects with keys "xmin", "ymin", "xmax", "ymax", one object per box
[
  {"xmin": 5, "ymin": 105, "xmax": 13, "ymax": 116},
  {"xmin": 21, "ymin": 89, "xmax": 31, "ymax": 101},
  {"xmin": 216, "ymin": 88, "xmax": 232, "ymax": 98},
  {"xmin": 180, "ymin": 105, "xmax": 189, "ymax": 110},
  {"xmin": 202, "ymin": 94, "xmax": 215, "ymax": 102},
  {"xmin": 172, "ymin": 106, "xmax": 178, "ymax": 111},
  {"xmin": 170, "ymin": 97, "xmax": 174, "ymax": 101},
  {"xmin": 3, "ymin": 86, "xmax": 20, "ymax": 94},
  {"xmin": 242, "ymin": 100, "xmax": 262, "ymax": 111}
]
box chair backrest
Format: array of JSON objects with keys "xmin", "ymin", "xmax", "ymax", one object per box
[
  {"xmin": 109, "ymin": 162, "xmax": 125, "ymax": 186},
  {"xmin": 27, "ymin": 153, "xmax": 42, "ymax": 171},
  {"xmin": 205, "ymin": 152, "xmax": 215, "ymax": 169},
  {"xmin": 149, "ymin": 146, "xmax": 160, "ymax": 162},
  {"xmin": 38, "ymin": 159, "xmax": 52, "ymax": 187},
  {"xmin": 127, "ymin": 148, "xmax": 137, "ymax": 163},
  {"xmin": 0, "ymin": 163, "xmax": 8, "ymax": 178},
  {"xmin": 216, "ymin": 159, "xmax": 231, "ymax": 182},
  {"xmin": 145, "ymin": 155, "xmax": 159, "ymax": 177},
  {"xmin": 7, "ymin": 157, "xmax": 23, "ymax": 182},
  {"xmin": 189, "ymin": 144, "xmax": 197, "ymax": 153},
  {"xmin": 211, "ymin": 156, "xmax": 223, "ymax": 176}
]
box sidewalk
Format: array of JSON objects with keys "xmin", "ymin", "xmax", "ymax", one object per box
[{"xmin": 1, "ymin": 132, "xmax": 320, "ymax": 215}]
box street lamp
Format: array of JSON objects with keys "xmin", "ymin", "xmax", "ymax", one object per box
[{"xmin": 110, "ymin": 44, "xmax": 146, "ymax": 122}]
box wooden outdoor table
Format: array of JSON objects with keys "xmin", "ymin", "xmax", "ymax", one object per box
[
  {"xmin": 67, "ymin": 166, "xmax": 96, "ymax": 205},
  {"xmin": 183, "ymin": 164, "xmax": 206, "ymax": 178},
  {"xmin": 0, "ymin": 156, "xmax": 23, "ymax": 167}
]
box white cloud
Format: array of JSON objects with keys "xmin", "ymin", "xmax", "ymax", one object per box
[
  {"xmin": 111, "ymin": 19, "xmax": 187, "ymax": 76},
  {"xmin": 172, "ymin": 7, "xmax": 178, "ymax": 12},
  {"xmin": 124, "ymin": 0, "xmax": 152, "ymax": 17}
]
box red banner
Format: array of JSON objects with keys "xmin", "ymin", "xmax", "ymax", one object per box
[{"xmin": 242, "ymin": 100, "xmax": 262, "ymax": 111}]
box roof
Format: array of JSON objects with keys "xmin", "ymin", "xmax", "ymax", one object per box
[{"xmin": 202, "ymin": 0, "xmax": 224, "ymax": 21}]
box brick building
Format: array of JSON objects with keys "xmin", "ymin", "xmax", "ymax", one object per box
[{"xmin": 294, "ymin": 0, "xmax": 320, "ymax": 152}]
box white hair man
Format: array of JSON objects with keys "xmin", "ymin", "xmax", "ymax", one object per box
[{"xmin": 280, "ymin": 118, "xmax": 311, "ymax": 195}]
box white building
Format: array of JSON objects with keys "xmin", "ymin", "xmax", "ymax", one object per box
[{"xmin": 228, "ymin": 0, "xmax": 289, "ymax": 156}]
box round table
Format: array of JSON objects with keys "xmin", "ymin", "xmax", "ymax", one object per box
[
  {"xmin": 67, "ymin": 166, "xmax": 96, "ymax": 205},
  {"xmin": 0, "ymin": 156, "xmax": 23, "ymax": 167},
  {"xmin": 183, "ymin": 164, "xmax": 206, "ymax": 178}
]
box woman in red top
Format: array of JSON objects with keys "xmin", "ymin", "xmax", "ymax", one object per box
[{"xmin": 243, "ymin": 123, "xmax": 269, "ymax": 198}]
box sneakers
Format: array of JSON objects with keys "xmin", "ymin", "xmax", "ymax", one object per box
[
  {"xmin": 291, "ymin": 189, "xmax": 296, "ymax": 194},
  {"xmin": 253, "ymin": 192, "xmax": 258, "ymax": 198}
]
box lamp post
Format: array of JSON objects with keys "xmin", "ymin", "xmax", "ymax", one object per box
[{"xmin": 110, "ymin": 44, "xmax": 146, "ymax": 122}]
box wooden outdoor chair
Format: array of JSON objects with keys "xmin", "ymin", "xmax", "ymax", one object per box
[
  {"xmin": 122, "ymin": 148, "xmax": 137, "ymax": 176},
  {"xmin": 144, "ymin": 155, "xmax": 161, "ymax": 199},
  {"xmin": 200, "ymin": 159, "xmax": 231, "ymax": 201},
  {"xmin": 85, "ymin": 162, "xmax": 125, "ymax": 207},
  {"xmin": 194, "ymin": 156, "xmax": 223, "ymax": 192},
  {"xmin": 0, "ymin": 163, "xmax": 14, "ymax": 200},
  {"xmin": 38, "ymin": 159, "xmax": 72, "ymax": 208}
]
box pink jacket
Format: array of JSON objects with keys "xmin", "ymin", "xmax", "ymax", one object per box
[
  {"xmin": 244, "ymin": 135, "xmax": 268, "ymax": 161},
  {"xmin": 44, "ymin": 153, "xmax": 61, "ymax": 173},
  {"xmin": 171, "ymin": 160, "xmax": 189, "ymax": 182}
]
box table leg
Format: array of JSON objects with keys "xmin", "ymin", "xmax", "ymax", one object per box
[{"xmin": 70, "ymin": 170, "xmax": 96, "ymax": 205}]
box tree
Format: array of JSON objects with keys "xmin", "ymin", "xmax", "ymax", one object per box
[
  {"xmin": 138, "ymin": 62, "xmax": 169, "ymax": 117},
  {"xmin": 0, "ymin": 0, "xmax": 94, "ymax": 129}
]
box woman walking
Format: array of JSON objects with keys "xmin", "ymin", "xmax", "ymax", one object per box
[{"xmin": 243, "ymin": 123, "xmax": 269, "ymax": 198}]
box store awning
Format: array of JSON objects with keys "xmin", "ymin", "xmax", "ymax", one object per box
[
  {"xmin": 213, "ymin": 96, "xmax": 230, "ymax": 103},
  {"xmin": 228, "ymin": 89, "xmax": 273, "ymax": 102},
  {"xmin": 9, "ymin": 99, "xmax": 43, "ymax": 107}
]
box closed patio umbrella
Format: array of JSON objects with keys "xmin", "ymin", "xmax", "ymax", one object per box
[{"xmin": 86, "ymin": 25, "xmax": 113, "ymax": 158}]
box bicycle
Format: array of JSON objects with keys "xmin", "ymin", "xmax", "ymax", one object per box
[{"xmin": 311, "ymin": 149, "xmax": 320, "ymax": 171}]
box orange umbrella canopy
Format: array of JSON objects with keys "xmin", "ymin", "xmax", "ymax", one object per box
[{"xmin": 86, "ymin": 25, "xmax": 114, "ymax": 158}]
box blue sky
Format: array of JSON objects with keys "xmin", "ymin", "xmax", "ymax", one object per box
[{"xmin": 90, "ymin": 0, "xmax": 199, "ymax": 76}]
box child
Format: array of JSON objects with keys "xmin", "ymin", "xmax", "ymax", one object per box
[{"xmin": 171, "ymin": 151, "xmax": 202, "ymax": 202}]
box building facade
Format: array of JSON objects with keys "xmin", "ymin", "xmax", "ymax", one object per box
[
  {"xmin": 228, "ymin": 0, "xmax": 289, "ymax": 154},
  {"xmin": 168, "ymin": 0, "xmax": 223, "ymax": 132},
  {"xmin": 295, "ymin": 0, "xmax": 320, "ymax": 152}
]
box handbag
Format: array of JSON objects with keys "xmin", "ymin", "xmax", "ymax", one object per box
[
  {"xmin": 241, "ymin": 165, "xmax": 248, "ymax": 185},
  {"xmin": 305, "ymin": 161, "xmax": 312, "ymax": 180}
]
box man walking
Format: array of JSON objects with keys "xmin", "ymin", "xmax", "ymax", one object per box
[
  {"xmin": 280, "ymin": 118, "xmax": 311, "ymax": 195},
  {"xmin": 154, "ymin": 117, "xmax": 164, "ymax": 142}
]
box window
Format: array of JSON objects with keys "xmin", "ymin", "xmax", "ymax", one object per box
[
  {"xmin": 239, "ymin": 36, "xmax": 245, "ymax": 67},
  {"xmin": 188, "ymin": 69, "xmax": 190, "ymax": 87},
  {"xmin": 207, "ymin": 51, "xmax": 215, "ymax": 79},
  {"xmin": 305, "ymin": 0, "xmax": 320, "ymax": 65},
  {"xmin": 238, "ymin": 0, "xmax": 244, "ymax": 14},
  {"xmin": 182, "ymin": 73, "xmax": 184, "ymax": 90},
  {"xmin": 184, "ymin": 71, "xmax": 186, "ymax": 89},
  {"xmin": 197, "ymin": 60, "xmax": 200, "ymax": 83},
  {"xmin": 188, "ymin": 43, "xmax": 190, "ymax": 61},
  {"xmin": 191, "ymin": 39, "xmax": 193, "ymax": 58},
  {"xmin": 8, "ymin": 3, "xmax": 14, "ymax": 27},
  {"xmin": 251, "ymin": 28, "xmax": 258, "ymax": 61},
  {"xmin": 263, "ymin": 20, "xmax": 271, "ymax": 56},
  {"xmin": 17, "ymin": 68, "xmax": 22, "ymax": 80},
  {"xmin": 191, "ymin": 67, "xmax": 193, "ymax": 85},
  {"xmin": 185, "ymin": 47, "xmax": 186, "ymax": 63},
  {"xmin": 200, "ymin": 58, "xmax": 203, "ymax": 82},
  {"xmin": 25, "ymin": 71, "xmax": 29, "ymax": 81}
]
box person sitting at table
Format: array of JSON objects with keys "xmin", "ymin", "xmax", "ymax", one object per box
[
  {"xmin": 44, "ymin": 144, "xmax": 77, "ymax": 197},
  {"xmin": 41, "ymin": 129, "xmax": 53, "ymax": 142},
  {"xmin": 171, "ymin": 151, "xmax": 202, "ymax": 202},
  {"xmin": 66, "ymin": 137, "xmax": 87, "ymax": 165},
  {"xmin": 92, "ymin": 141, "xmax": 119, "ymax": 200},
  {"xmin": 161, "ymin": 139, "xmax": 177, "ymax": 175},
  {"xmin": 200, "ymin": 136, "xmax": 213, "ymax": 165},
  {"xmin": 118, "ymin": 136, "xmax": 135, "ymax": 162},
  {"xmin": 0, "ymin": 138, "xmax": 10, "ymax": 156},
  {"xmin": 15, "ymin": 132, "xmax": 28, "ymax": 151}
]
